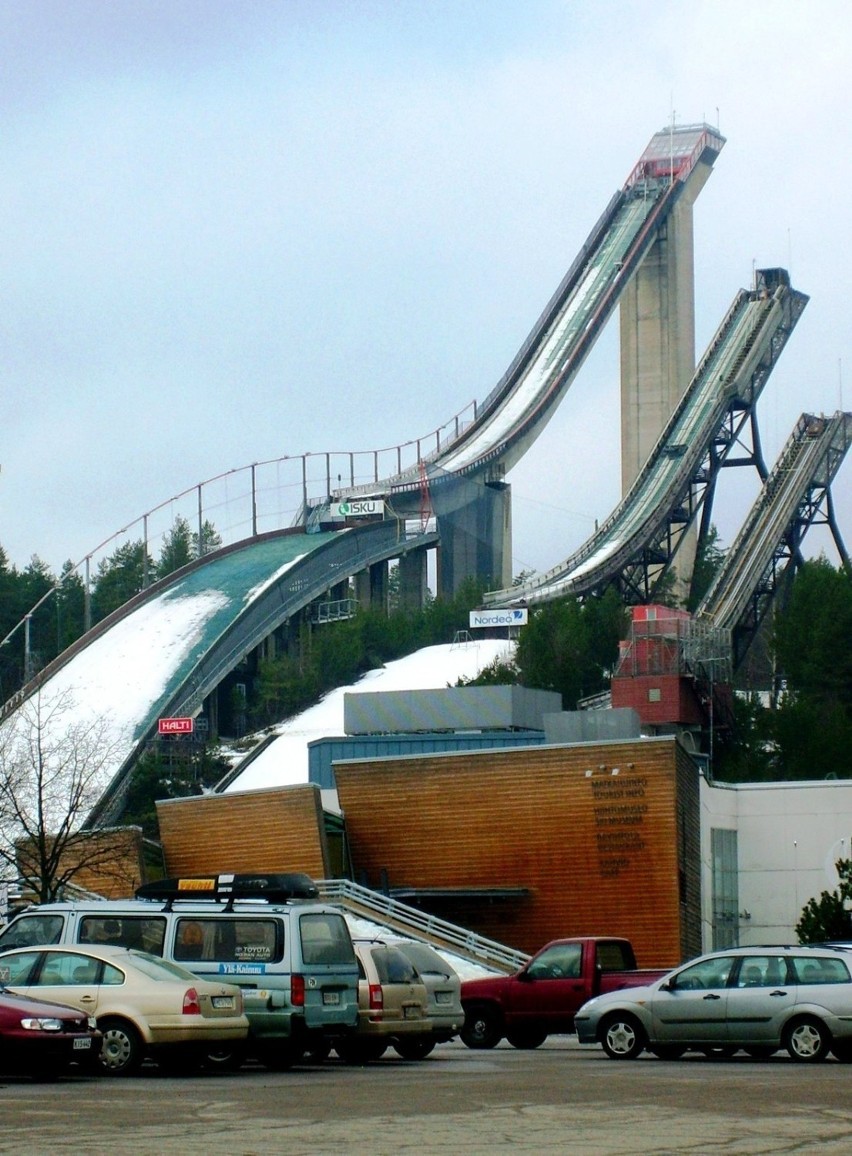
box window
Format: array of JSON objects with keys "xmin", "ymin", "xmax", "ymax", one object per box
[
  {"xmin": 673, "ymin": 956, "xmax": 736, "ymax": 991},
  {"xmin": 34, "ymin": 952, "xmax": 99, "ymax": 987},
  {"xmin": 711, "ymin": 829, "xmax": 739, "ymax": 951},
  {"xmin": 395, "ymin": 943, "xmax": 451, "ymax": 978},
  {"xmin": 0, "ymin": 914, "xmax": 64, "ymax": 950},
  {"xmin": 734, "ymin": 956, "xmax": 788, "ymax": 987},
  {"xmin": 790, "ymin": 956, "xmax": 851, "ymax": 985},
  {"xmin": 527, "ymin": 943, "xmax": 582, "ymax": 980},
  {"xmin": 300, "ymin": 913, "xmax": 355, "ymax": 966},
  {"xmin": 597, "ymin": 942, "xmax": 634, "ymax": 972},
  {"xmin": 174, "ymin": 918, "xmax": 282, "ymax": 964},
  {"xmin": 371, "ymin": 947, "xmax": 417, "ymax": 985},
  {"xmin": 79, "ymin": 916, "xmax": 166, "ymax": 955},
  {"xmin": 0, "ymin": 951, "xmax": 40, "ymax": 985}
]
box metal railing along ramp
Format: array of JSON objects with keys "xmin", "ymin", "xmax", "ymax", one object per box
[
  {"xmin": 317, "ymin": 878, "xmax": 530, "ymax": 974},
  {"xmin": 484, "ymin": 271, "xmax": 809, "ymax": 608},
  {"xmin": 697, "ymin": 410, "xmax": 852, "ymax": 661},
  {"xmin": 340, "ymin": 124, "xmax": 725, "ymax": 498}
]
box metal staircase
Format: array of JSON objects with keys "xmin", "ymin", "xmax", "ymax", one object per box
[{"xmin": 317, "ymin": 879, "xmax": 529, "ymax": 974}]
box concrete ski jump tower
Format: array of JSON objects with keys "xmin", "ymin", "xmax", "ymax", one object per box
[{"xmin": 619, "ymin": 124, "xmax": 723, "ymax": 581}]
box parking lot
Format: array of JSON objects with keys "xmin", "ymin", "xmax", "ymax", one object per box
[{"xmin": 1, "ymin": 1038, "xmax": 851, "ymax": 1155}]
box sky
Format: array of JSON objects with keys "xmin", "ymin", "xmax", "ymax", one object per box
[{"xmin": 2, "ymin": 0, "xmax": 851, "ymax": 581}]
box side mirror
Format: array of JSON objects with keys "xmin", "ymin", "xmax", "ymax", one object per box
[
  {"xmin": 659, "ymin": 981, "xmax": 673, "ymax": 993},
  {"xmin": 517, "ymin": 969, "xmax": 533, "ymax": 983}
]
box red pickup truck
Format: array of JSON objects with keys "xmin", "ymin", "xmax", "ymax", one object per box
[{"xmin": 460, "ymin": 936, "xmax": 668, "ymax": 1049}]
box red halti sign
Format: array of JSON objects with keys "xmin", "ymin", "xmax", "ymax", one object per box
[{"xmin": 158, "ymin": 717, "xmax": 194, "ymax": 735}]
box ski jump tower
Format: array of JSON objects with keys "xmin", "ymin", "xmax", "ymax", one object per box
[{"xmin": 619, "ymin": 125, "xmax": 721, "ymax": 580}]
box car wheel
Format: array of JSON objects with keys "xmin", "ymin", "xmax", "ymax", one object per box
[
  {"xmin": 784, "ymin": 1017, "xmax": 831, "ymax": 1062},
  {"xmin": 600, "ymin": 1014, "xmax": 646, "ymax": 1060},
  {"xmin": 393, "ymin": 1036, "xmax": 436, "ymax": 1061},
  {"xmin": 460, "ymin": 1005, "xmax": 503, "ymax": 1049},
  {"xmin": 98, "ymin": 1018, "xmax": 144, "ymax": 1077},
  {"xmin": 743, "ymin": 1045, "xmax": 777, "ymax": 1060},
  {"xmin": 648, "ymin": 1045, "xmax": 686, "ymax": 1060},
  {"xmin": 506, "ymin": 1028, "xmax": 548, "ymax": 1050}
]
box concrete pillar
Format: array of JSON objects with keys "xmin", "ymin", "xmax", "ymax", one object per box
[
  {"xmin": 398, "ymin": 546, "xmax": 428, "ymax": 611},
  {"xmin": 355, "ymin": 562, "xmax": 388, "ymax": 610},
  {"xmin": 619, "ymin": 161, "xmax": 715, "ymax": 590},
  {"xmin": 436, "ymin": 481, "xmax": 512, "ymax": 598}
]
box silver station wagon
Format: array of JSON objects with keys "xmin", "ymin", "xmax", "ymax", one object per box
[{"xmin": 575, "ymin": 946, "xmax": 852, "ymax": 1062}]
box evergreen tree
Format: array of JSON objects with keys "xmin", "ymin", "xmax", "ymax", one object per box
[
  {"xmin": 796, "ymin": 859, "xmax": 852, "ymax": 943},
  {"xmin": 91, "ymin": 540, "xmax": 154, "ymax": 623},
  {"xmin": 157, "ymin": 517, "xmax": 195, "ymax": 579},
  {"xmin": 688, "ymin": 524, "xmax": 727, "ymax": 611},
  {"xmin": 54, "ymin": 563, "xmax": 87, "ymax": 653},
  {"xmin": 193, "ymin": 519, "xmax": 222, "ymax": 558},
  {"xmin": 510, "ymin": 591, "xmax": 627, "ymax": 708},
  {"xmin": 771, "ymin": 559, "xmax": 852, "ymax": 779}
]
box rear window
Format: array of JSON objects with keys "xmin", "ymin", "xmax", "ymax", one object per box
[
  {"xmin": 174, "ymin": 918, "xmax": 282, "ymax": 964},
  {"xmin": 790, "ymin": 955, "xmax": 852, "ymax": 985},
  {"xmin": 596, "ymin": 942, "xmax": 636, "ymax": 972},
  {"xmin": 79, "ymin": 916, "xmax": 166, "ymax": 955},
  {"xmin": 371, "ymin": 946, "xmax": 418, "ymax": 985},
  {"xmin": 127, "ymin": 951, "xmax": 201, "ymax": 983},
  {"xmin": 394, "ymin": 943, "xmax": 453, "ymax": 978},
  {"xmin": 299, "ymin": 913, "xmax": 356, "ymax": 966},
  {"xmin": 0, "ymin": 914, "xmax": 64, "ymax": 950}
]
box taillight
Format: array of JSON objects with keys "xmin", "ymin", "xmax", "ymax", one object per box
[
  {"xmin": 291, "ymin": 974, "xmax": 305, "ymax": 1007},
  {"xmin": 368, "ymin": 983, "xmax": 383, "ymax": 1011},
  {"xmin": 182, "ymin": 988, "xmax": 201, "ymax": 1016}
]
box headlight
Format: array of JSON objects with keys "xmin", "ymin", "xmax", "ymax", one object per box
[{"xmin": 21, "ymin": 1017, "xmax": 63, "ymax": 1032}]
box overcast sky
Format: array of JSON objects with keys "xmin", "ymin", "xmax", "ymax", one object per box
[{"xmin": 2, "ymin": 0, "xmax": 850, "ymax": 579}]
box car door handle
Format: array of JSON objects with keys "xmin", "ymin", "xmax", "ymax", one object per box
[
  {"xmin": 78, "ymin": 995, "xmax": 96, "ymax": 1003},
  {"xmin": 769, "ymin": 990, "xmax": 788, "ymax": 997},
  {"xmin": 703, "ymin": 994, "xmax": 721, "ymax": 1001}
]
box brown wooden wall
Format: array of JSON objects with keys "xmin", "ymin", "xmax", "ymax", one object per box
[
  {"xmin": 16, "ymin": 828, "xmax": 147, "ymax": 900},
  {"xmin": 156, "ymin": 784, "xmax": 330, "ymax": 879},
  {"xmin": 335, "ymin": 737, "xmax": 700, "ymax": 969}
]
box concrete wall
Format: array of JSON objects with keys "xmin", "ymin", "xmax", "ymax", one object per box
[{"xmin": 700, "ymin": 777, "xmax": 852, "ymax": 949}]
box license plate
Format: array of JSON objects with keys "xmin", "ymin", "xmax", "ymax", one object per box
[
  {"xmin": 404, "ymin": 1006, "xmax": 420, "ymax": 1019},
  {"xmin": 435, "ymin": 992, "xmax": 453, "ymax": 1005},
  {"xmin": 322, "ymin": 991, "xmax": 340, "ymax": 1005},
  {"xmin": 212, "ymin": 996, "xmax": 234, "ymax": 1009},
  {"xmin": 73, "ymin": 1038, "xmax": 92, "ymax": 1050}
]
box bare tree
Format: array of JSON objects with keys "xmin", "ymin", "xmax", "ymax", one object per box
[{"xmin": 0, "ymin": 689, "xmax": 139, "ymax": 902}]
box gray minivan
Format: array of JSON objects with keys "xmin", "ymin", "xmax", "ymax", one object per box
[{"xmin": 0, "ymin": 873, "xmax": 358, "ymax": 1068}]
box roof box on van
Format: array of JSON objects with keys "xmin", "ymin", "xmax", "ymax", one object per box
[{"xmin": 135, "ymin": 872, "xmax": 319, "ymax": 906}]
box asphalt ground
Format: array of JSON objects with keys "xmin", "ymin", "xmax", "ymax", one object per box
[{"xmin": 1, "ymin": 1037, "xmax": 850, "ymax": 1155}]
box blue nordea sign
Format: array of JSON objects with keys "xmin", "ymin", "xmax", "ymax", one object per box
[{"xmin": 469, "ymin": 608, "xmax": 528, "ymax": 628}]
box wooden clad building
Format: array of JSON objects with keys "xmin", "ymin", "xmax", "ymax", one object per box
[
  {"xmin": 156, "ymin": 783, "xmax": 331, "ymax": 880},
  {"xmin": 335, "ymin": 736, "xmax": 700, "ymax": 969}
]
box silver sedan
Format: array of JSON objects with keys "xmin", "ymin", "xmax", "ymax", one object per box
[{"xmin": 574, "ymin": 946, "xmax": 852, "ymax": 1062}]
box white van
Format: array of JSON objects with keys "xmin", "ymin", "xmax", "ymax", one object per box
[{"xmin": 0, "ymin": 873, "xmax": 358, "ymax": 1069}]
